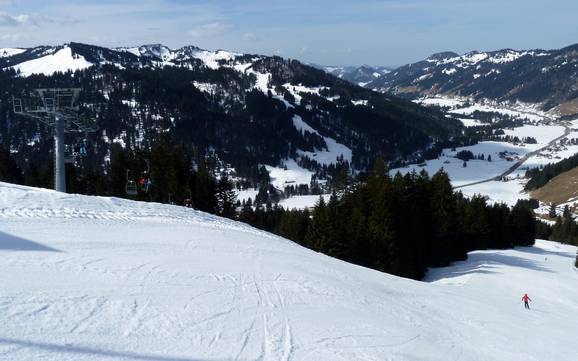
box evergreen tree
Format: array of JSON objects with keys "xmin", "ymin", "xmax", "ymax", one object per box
[
  {"xmin": 549, "ymin": 203, "xmax": 557, "ymax": 218},
  {"xmin": 216, "ymin": 175, "xmax": 237, "ymax": 219},
  {"xmin": 463, "ymin": 195, "xmax": 491, "ymax": 250},
  {"xmin": 430, "ymin": 170, "xmax": 461, "ymax": 266},
  {"xmin": 0, "ymin": 148, "xmax": 23, "ymax": 184},
  {"xmin": 304, "ymin": 197, "xmax": 334, "ymax": 253},
  {"xmin": 194, "ymin": 160, "xmax": 218, "ymax": 213}
]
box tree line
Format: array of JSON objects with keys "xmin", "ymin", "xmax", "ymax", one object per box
[{"xmin": 239, "ymin": 160, "xmax": 537, "ymax": 280}]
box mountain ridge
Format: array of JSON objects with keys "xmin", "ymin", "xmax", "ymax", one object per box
[{"xmin": 369, "ymin": 43, "xmax": 578, "ymax": 116}]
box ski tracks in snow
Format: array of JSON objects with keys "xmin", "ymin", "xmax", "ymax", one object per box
[{"xmin": 252, "ymin": 272, "xmax": 294, "ymax": 361}]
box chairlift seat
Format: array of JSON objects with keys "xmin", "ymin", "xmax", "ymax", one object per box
[{"xmin": 126, "ymin": 181, "xmax": 138, "ymax": 196}]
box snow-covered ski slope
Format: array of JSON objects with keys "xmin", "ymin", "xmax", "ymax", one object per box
[{"xmin": 0, "ymin": 182, "xmax": 577, "ymax": 361}]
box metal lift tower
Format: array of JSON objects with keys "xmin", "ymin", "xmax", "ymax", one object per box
[{"xmin": 12, "ymin": 88, "xmax": 95, "ymax": 193}]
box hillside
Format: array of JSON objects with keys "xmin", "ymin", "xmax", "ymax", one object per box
[
  {"xmin": 530, "ymin": 166, "xmax": 578, "ymax": 206},
  {"xmin": 0, "ymin": 42, "xmax": 463, "ymax": 189},
  {"xmin": 0, "ymin": 182, "xmax": 577, "ymax": 361},
  {"xmin": 370, "ymin": 44, "xmax": 578, "ymax": 115}
]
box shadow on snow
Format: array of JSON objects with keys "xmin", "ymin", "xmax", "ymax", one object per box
[
  {"xmin": 426, "ymin": 247, "xmax": 555, "ymax": 282},
  {"xmin": 0, "ymin": 337, "xmax": 226, "ymax": 361},
  {"xmin": 0, "ymin": 231, "xmax": 61, "ymax": 252}
]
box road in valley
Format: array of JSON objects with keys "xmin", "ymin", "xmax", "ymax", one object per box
[{"xmin": 454, "ymin": 123, "xmax": 572, "ymax": 189}]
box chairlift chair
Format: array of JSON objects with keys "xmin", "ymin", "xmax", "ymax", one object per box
[
  {"xmin": 125, "ymin": 170, "xmax": 138, "ymax": 196},
  {"xmin": 64, "ymin": 145, "xmax": 74, "ymax": 164}
]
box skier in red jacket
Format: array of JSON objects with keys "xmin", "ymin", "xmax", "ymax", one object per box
[{"xmin": 522, "ymin": 293, "xmax": 532, "ymax": 309}]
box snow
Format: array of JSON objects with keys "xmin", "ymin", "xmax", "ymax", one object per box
[
  {"xmin": 394, "ymin": 119, "xmax": 569, "ymax": 204},
  {"xmin": 487, "ymin": 50, "xmax": 528, "ymax": 64},
  {"xmin": 418, "ymin": 97, "xmax": 466, "ymax": 108},
  {"xmin": 0, "ymin": 48, "xmax": 25, "ymax": 58},
  {"xmin": 408, "ymin": 97, "xmax": 577, "ymax": 205},
  {"xmin": 192, "ymin": 49, "xmax": 238, "ymax": 70},
  {"xmin": 12, "ymin": 47, "xmax": 93, "ymax": 77},
  {"xmin": 292, "ymin": 115, "xmax": 352, "ymax": 166},
  {"xmin": 450, "ymin": 104, "xmax": 544, "ymax": 122},
  {"xmin": 459, "ymin": 179, "xmax": 529, "ymax": 206},
  {"xmin": 278, "ymin": 194, "xmax": 331, "ymax": 210},
  {"xmin": 395, "ymin": 141, "xmax": 528, "ymax": 187},
  {"xmin": 429, "ymin": 50, "xmax": 539, "ymax": 69},
  {"xmin": 503, "ymin": 124, "xmax": 566, "ymax": 150},
  {"xmin": 265, "ymin": 159, "xmax": 314, "ymax": 190},
  {"xmin": 193, "ymin": 81, "xmax": 218, "ymax": 94},
  {"xmin": 351, "ymin": 99, "xmax": 368, "ymax": 106},
  {"xmin": 237, "ymin": 188, "xmax": 258, "ymax": 203},
  {"xmin": 0, "ymin": 182, "xmax": 577, "ymax": 361},
  {"xmin": 282, "ymin": 83, "xmax": 326, "ymax": 106},
  {"xmin": 416, "ymin": 96, "xmax": 553, "ymax": 123},
  {"xmin": 458, "ymin": 118, "xmax": 483, "ymax": 127}
]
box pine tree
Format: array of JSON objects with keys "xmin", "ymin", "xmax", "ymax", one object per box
[
  {"xmin": 463, "ymin": 195, "xmax": 491, "ymax": 250},
  {"xmin": 194, "ymin": 161, "xmax": 218, "ymax": 213},
  {"xmin": 430, "ymin": 170, "xmax": 461, "ymax": 265},
  {"xmin": 0, "ymin": 148, "xmax": 23, "ymax": 184},
  {"xmin": 216, "ymin": 175, "xmax": 237, "ymax": 219},
  {"xmin": 304, "ymin": 197, "xmax": 334, "ymax": 253},
  {"xmin": 549, "ymin": 203, "xmax": 557, "ymax": 218},
  {"xmin": 239, "ymin": 200, "xmax": 255, "ymax": 224},
  {"xmin": 109, "ymin": 145, "xmax": 132, "ymax": 197}
]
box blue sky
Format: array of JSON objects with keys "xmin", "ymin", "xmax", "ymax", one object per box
[{"xmin": 0, "ymin": 0, "xmax": 577, "ymax": 66}]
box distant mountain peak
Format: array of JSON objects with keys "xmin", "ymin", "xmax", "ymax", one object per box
[{"xmin": 427, "ymin": 51, "xmax": 459, "ymax": 61}]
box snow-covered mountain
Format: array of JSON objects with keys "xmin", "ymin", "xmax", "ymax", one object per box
[
  {"xmin": 370, "ymin": 44, "xmax": 578, "ymax": 116},
  {"xmin": 316, "ymin": 64, "xmax": 392, "ymax": 86},
  {"xmin": 0, "ymin": 42, "xmax": 463, "ymax": 188},
  {"xmin": 0, "ymin": 43, "xmax": 243, "ymax": 75},
  {"xmin": 0, "ymin": 181, "xmax": 576, "ymax": 361}
]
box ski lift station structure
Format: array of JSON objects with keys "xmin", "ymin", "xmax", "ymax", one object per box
[{"xmin": 12, "ymin": 88, "xmax": 96, "ymax": 193}]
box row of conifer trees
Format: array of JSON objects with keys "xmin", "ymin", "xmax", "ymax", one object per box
[{"xmin": 240, "ymin": 159, "xmax": 537, "ymax": 280}]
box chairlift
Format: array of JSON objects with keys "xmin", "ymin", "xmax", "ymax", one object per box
[
  {"xmin": 126, "ymin": 170, "xmax": 138, "ymax": 196},
  {"xmin": 64, "ymin": 145, "xmax": 74, "ymax": 164},
  {"xmin": 138, "ymin": 159, "xmax": 152, "ymax": 194}
]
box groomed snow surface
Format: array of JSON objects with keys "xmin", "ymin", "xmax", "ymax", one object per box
[{"xmin": 1, "ymin": 182, "xmax": 577, "ymax": 361}]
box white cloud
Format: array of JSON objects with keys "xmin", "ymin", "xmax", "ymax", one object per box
[
  {"xmin": 188, "ymin": 22, "xmax": 231, "ymax": 38},
  {"xmin": 0, "ymin": 12, "xmax": 57, "ymax": 27},
  {"xmin": 0, "ymin": 12, "xmax": 21, "ymax": 26}
]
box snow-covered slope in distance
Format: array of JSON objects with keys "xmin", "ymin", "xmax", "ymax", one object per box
[
  {"xmin": 12, "ymin": 47, "xmax": 93, "ymax": 76},
  {"xmin": 0, "ymin": 182, "xmax": 577, "ymax": 361},
  {"xmin": 0, "ymin": 48, "xmax": 25, "ymax": 58}
]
